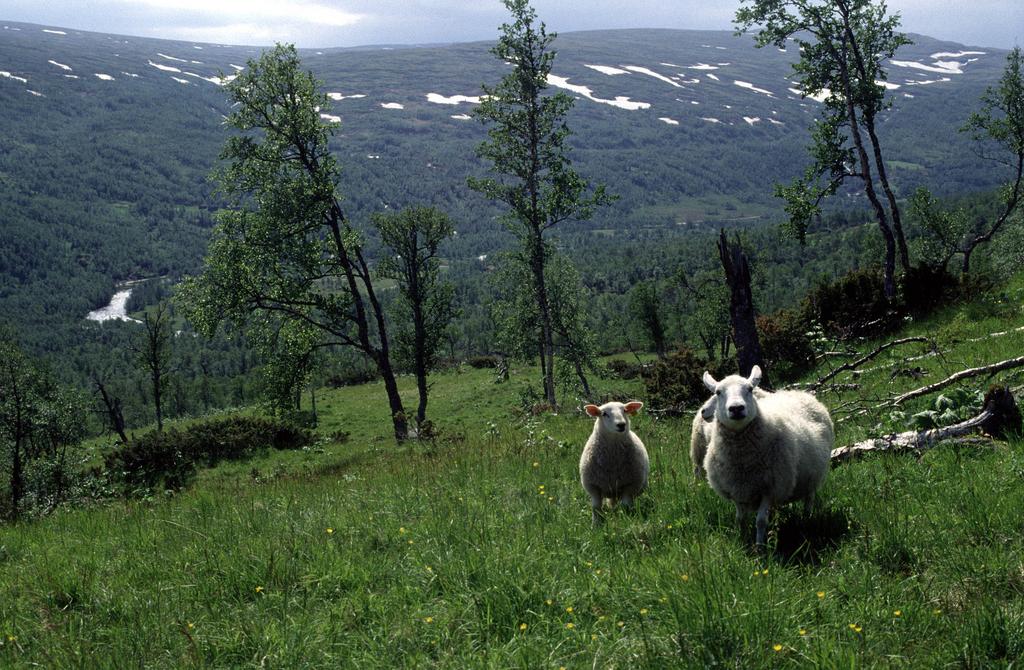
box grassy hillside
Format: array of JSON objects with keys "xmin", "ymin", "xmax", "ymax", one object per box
[{"xmin": 1, "ymin": 274, "xmax": 1023, "ymax": 667}]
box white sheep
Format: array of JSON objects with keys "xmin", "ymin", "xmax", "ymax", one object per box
[
  {"xmin": 701, "ymin": 366, "xmax": 833, "ymax": 546},
  {"xmin": 689, "ymin": 387, "xmax": 769, "ymax": 481},
  {"xmin": 580, "ymin": 401, "xmax": 649, "ymax": 526}
]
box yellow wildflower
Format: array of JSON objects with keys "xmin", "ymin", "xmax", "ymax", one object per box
[
  {"xmin": 255, "ymin": 586, "xmax": 264, "ymax": 594},
  {"xmin": 893, "ymin": 610, "xmax": 901, "ymax": 617},
  {"xmin": 773, "ymin": 644, "xmax": 783, "ymax": 652},
  {"xmin": 519, "ymin": 623, "xmax": 527, "ymax": 631},
  {"xmin": 326, "ymin": 527, "xmax": 334, "ymax": 535},
  {"xmin": 566, "ymin": 622, "xmax": 575, "ymax": 630},
  {"xmin": 816, "ymin": 591, "xmax": 825, "ymax": 599}
]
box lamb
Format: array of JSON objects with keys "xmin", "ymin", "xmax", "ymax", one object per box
[
  {"xmin": 701, "ymin": 366, "xmax": 833, "ymax": 546},
  {"xmin": 689, "ymin": 387, "xmax": 769, "ymax": 481},
  {"xmin": 579, "ymin": 401, "xmax": 649, "ymax": 526}
]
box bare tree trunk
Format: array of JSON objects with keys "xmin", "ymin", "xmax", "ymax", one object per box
[
  {"xmin": 95, "ymin": 380, "xmax": 129, "ymax": 444},
  {"xmin": 574, "ymin": 358, "xmax": 592, "ymax": 400},
  {"xmin": 823, "ymin": 33, "xmax": 899, "ymax": 298},
  {"xmin": 838, "ymin": 4, "xmax": 910, "ymax": 272},
  {"xmin": 717, "ymin": 231, "xmax": 768, "ymax": 385},
  {"xmin": 10, "ymin": 436, "xmax": 22, "ymax": 521},
  {"xmin": 530, "ymin": 240, "xmax": 557, "ymax": 408},
  {"xmin": 326, "ymin": 205, "xmax": 408, "ymax": 441}
]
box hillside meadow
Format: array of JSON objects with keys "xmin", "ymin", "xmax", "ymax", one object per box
[{"xmin": 1, "ymin": 276, "xmax": 1024, "ymax": 667}]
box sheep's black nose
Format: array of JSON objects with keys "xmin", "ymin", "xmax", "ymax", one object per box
[
  {"xmin": 728, "ymin": 405, "xmax": 745, "ymax": 419},
  {"xmin": 615, "ymin": 422, "xmax": 626, "ymax": 432}
]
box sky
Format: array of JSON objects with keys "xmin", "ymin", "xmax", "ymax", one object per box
[{"xmin": 2, "ymin": 1, "xmax": 1021, "ymax": 50}]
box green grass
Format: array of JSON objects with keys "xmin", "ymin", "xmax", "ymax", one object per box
[{"xmin": 2, "ymin": 280, "xmax": 1024, "ymax": 667}]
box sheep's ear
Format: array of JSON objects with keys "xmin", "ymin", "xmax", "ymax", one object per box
[
  {"xmin": 584, "ymin": 404, "xmax": 601, "ymax": 417},
  {"xmin": 748, "ymin": 365, "xmax": 763, "ymax": 388},
  {"xmin": 700, "ymin": 396, "xmax": 716, "ymax": 420},
  {"xmin": 624, "ymin": 401, "xmax": 643, "ymax": 415},
  {"xmin": 702, "ymin": 371, "xmax": 717, "ymax": 392}
]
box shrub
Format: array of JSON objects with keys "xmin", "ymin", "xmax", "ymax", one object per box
[
  {"xmin": 605, "ymin": 359, "xmax": 644, "ymax": 380},
  {"xmin": 642, "ymin": 348, "xmax": 725, "ymax": 415},
  {"xmin": 756, "ymin": 308, "xmax": 815, "ymax": 383},
  {"xmin": 466, "ymin": 354, "xmax": 502, "ymax": 369},
  {"xmin": 802, "ymin": 267, "xmax": 900, "ymax": 340},
  {"xmin": 900, "ymin": 265, "xmax": 958, "ymax": 315},
  {"xmin": 104, "ymin": 415, "xmax": 312, "ymax": 495}
]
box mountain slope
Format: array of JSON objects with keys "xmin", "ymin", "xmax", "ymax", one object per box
[{"xmin": 0, "ymin": 21, "xmax": 1012, "ymax": 343}]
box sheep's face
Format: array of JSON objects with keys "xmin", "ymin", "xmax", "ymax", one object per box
[
  {"xmin": 585, "ymin": 401, "xmax": 643, "ymax": 434},
  {"xmin": 702, "ymin": 366, "xmax": 762, "ymax": 430}
]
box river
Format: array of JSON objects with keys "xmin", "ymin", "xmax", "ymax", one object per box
[{"xmin": 86, "ymin": 287, "xmax": 141, "ymax": 323}]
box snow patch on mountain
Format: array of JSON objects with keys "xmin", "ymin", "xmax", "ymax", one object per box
[
  {"xmin": 319, "ymin": 113, "xmax": 341, "ymax": 123},
  {"xmin": 157, "ymin": 53, "xmax": 188, "ymax": 63},
  {"xmin": 1, "ymin": 71, "xmax": 28, "ymax": 83},
  {"xmin": 890, "ymin": 59, "xmax": 966, "ymax": 75},
  {"xmin": 788, "ymin": 87, "xmax": 831, "ymax": 102},
  {"xmin": 426, "ymin": 93, "xmax": 481, "ymax": 105},
  {"xmin": 149, "ymin": 60, "xmax": 181, "ymax": 73},
  {"xmin": 700, "ymin": 117, "xmax": 721, "ymax": 123},
  {"xmin": 930, "ymin": 51, "xmax": 985, "ymax": 59},
  {"xmin": 624, "ymin": 65, "xmax": 683, "ymax": 87},
  {"xmin": 734, "ymin": 80, "xmax": 774, "ymax": 97},
  {"xmin": 584, "ymin": 64, "xmax": 630, "ymax": 76},
  {"xmin": 327, "ymin": 92, "xmax": 366, "ymax": 100},
  {"xmin": 451, "ymin": 114, "xmax": 472, "ymax": 120},
  {"xmin": 94, "ymin": 73, "xmax": 114, "ymax": 81},
  {"xmin": 546, "ymin": 74, "xmax": 650, "ymax": 110},
  {"xmin": 381, "ymin": 102, "xmax": 404, "ymax": 109},
  {"xmin": 904, "ymin": 77, "xmax": 951, "ymax": 86},
  {"xmin": 42, "ymin": 29, "xmax": 67, "ymax": 36},
  {"xmin": 658, "ymin": 117, "xmax": 679, "ymax": 125},
  {"xmin": 48, "ymin": 60, "xmax": 72, "ymax": 71}
]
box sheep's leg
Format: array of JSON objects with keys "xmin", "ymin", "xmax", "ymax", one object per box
[
  {"xmin": 734, "ymin": 503, "xmax": 750, "ymax": 538},
  {"xmin": 803, "ymin": 491, "xmax": 816, "ymax": 517},
  {"xmin": 755, "ymin": 498, "xmax": 772, "ymax": 547},
  {"xmin": 588, "ymin": 491, "xmax": 604, "ymax": 527},
  {"xmin": 620, "ymin": 494, "xmax": 635, "ymax": 515}
]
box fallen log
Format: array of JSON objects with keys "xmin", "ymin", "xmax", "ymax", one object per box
[
  {"xmin": 831, "ymin": 386, "xmax": 1021, "ymax": 463},
  {"xmin": 891, "ymin": 356, "xmax": 1024, "ymax": 405}
]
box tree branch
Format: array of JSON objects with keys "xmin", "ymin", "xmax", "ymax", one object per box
[{"xmin": 892, "ymin": 356, "xmax": 1024, "ymax": 405}]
